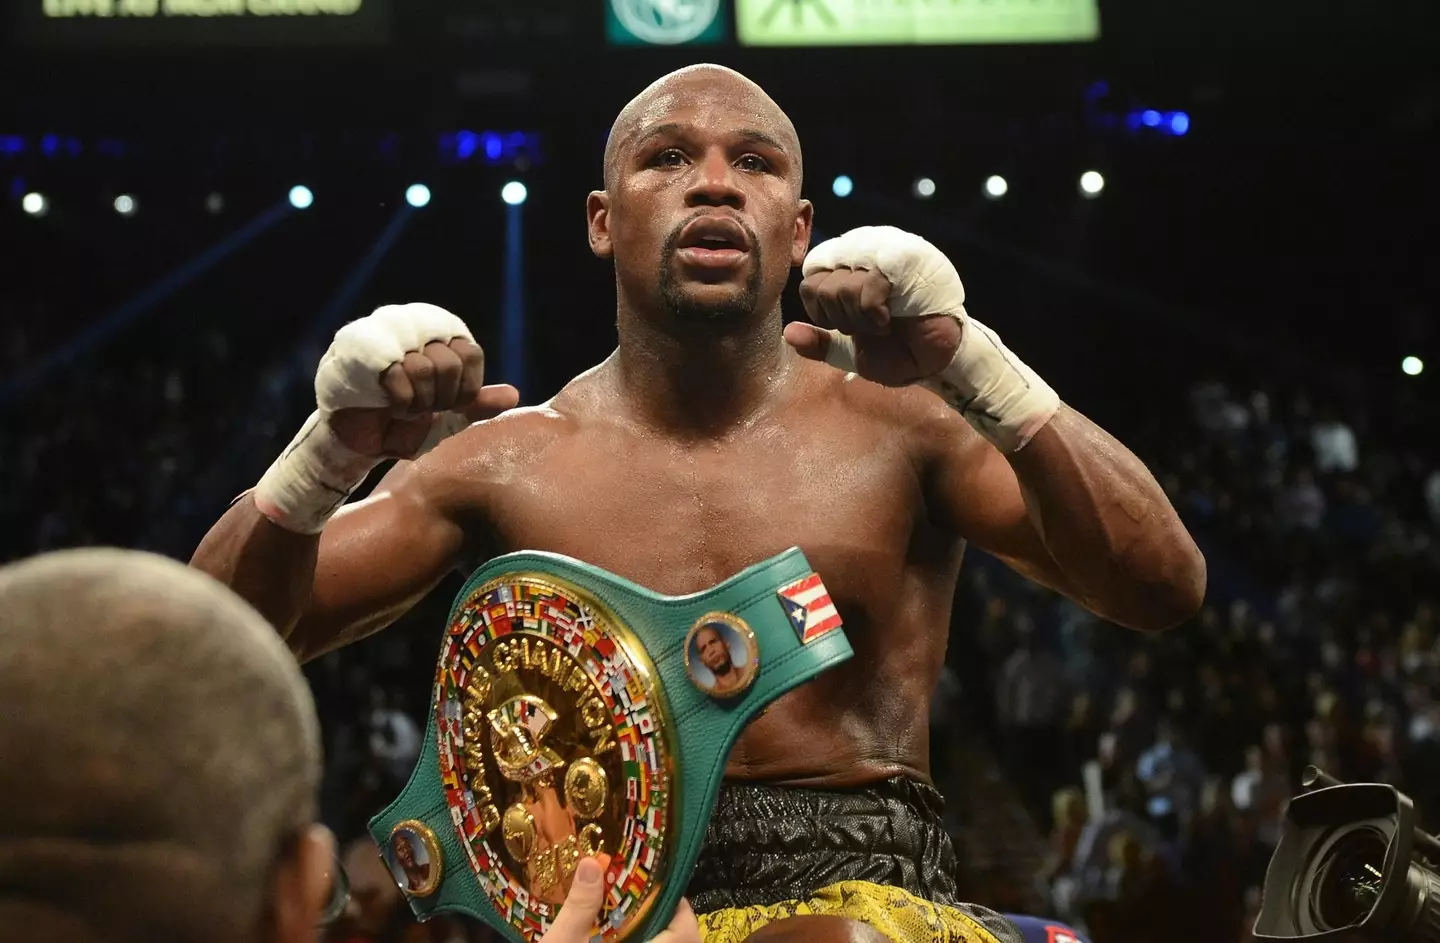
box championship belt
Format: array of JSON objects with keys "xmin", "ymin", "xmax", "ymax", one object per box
[{"xmin": 368, "ymin": 546, "xmax": 853, "ymax": 942}]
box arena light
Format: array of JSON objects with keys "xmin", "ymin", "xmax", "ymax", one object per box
[
  {"xmin": 501, "ymin": 180, "xmax": 528, "ymax": 206},
  {"xmin": 288, "ymin": 185, "xmax": 314, "ymax": 210},
  {"xmin": 983, "ymin": 175, "xmax": 1008, "ymax": 199},
  {"xmin": 1403, "ymin": 356, "xmax": 1424, "ymax": 376},
  {"xmin": 831, "ymin": 175, "xmax": 854, "ymax": 198},
  {"xmin": 405, "ymin": 184, "xmax": 432, "ymax": 208},
  {"xmin": 113, "ymin": 194, "xmax": 137, "ymax": 216},
  {"xmin": 913, "ymin": 177, "xmax": 936, "ymax": 199},
  {"xmin": 1170, "ymin": 111, "xmax": 1191, "ymax": 135},
  {"xmin": 1079, "ymin": 170, "xmax": 1105, "ymax": 197},
  {"xmin": 205, "ymin": 192, "xmax": 224, "ymax": 215},
  {"xmin": 21, "ymin": 192, "xmax": 48, "ymax": 216},
  {"xmin": 1141, "ymin": 109, "xmax": 1162, "ymax": 127}
]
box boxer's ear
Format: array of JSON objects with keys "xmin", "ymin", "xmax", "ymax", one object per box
[
  {"xmin": 587, "ymin": 190, "xmax": 613, "ymax": 259},
  {"xmin": 790, "ymin": 199, "xmax": 814, "ymax": 267}
]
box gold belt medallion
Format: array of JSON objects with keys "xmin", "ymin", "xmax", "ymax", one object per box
[{"xmin": 433, "ymin": 574, "xmax": 675, "ymax": 941}]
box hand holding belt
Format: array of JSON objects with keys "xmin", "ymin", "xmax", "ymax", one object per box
[{"xmin": 369, "ymin": 546, "xmax": 853, "ymax": 942}]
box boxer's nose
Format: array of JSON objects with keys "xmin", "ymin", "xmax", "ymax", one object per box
[{"xmin": 684, "ymin": 148, "xmax": 745, "ymax": 210}]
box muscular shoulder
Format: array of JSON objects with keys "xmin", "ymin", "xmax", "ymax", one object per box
[
  {"xmin": 409, "ymin": 367, "xmax": 610, "ymax": 497},
  {"xmin": 803, "ymin": 359, "xmax": 983, "ymax": 464}
]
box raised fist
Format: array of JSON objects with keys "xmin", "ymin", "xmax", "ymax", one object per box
[{"xmin": 316, "ymin": 303, "xmax": 519, "ymax": 459}]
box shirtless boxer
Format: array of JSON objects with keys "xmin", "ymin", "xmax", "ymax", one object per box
[
  {"xmin": 192, "ymin": 64, "xmax": 1204, "ymax": 942},
  {"xmin": 695, "ymin": 624, "xmax": 748, "ymax": 695}
]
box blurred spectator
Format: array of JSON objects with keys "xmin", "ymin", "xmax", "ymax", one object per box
[
  {"xmin": 367, "ymin": 686, "xmax": 423, "ymax": 788},
  {"xmin": 1135, "ymin": 718, "xmax": 1206, "ymax": 841},
  {"xmin": 996, "ymin": 624, "xmax": 1070, "ymax": 827}
]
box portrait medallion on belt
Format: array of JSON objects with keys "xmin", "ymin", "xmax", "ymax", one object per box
[{"xmin": 433, "ymin": 574, "xmax": 674, "ymax": 941}]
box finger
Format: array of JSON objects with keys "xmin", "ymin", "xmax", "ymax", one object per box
[
  {"xmin": 798, "ymin": 277, "xmax": 831, "ymax": 328},
  {"xmin": 832, "ymin": 274, "xmax": 871, "ymax": 334},
  {"xmin": 538, "ymin": 857, "xmax": 605, "ymax": 943},
  {"xmin": 381, "ymin": 362, "xmax": 416, "ymax": 417},
  {"xmin": 815, "ymin": 273, "xmax": 859, "ymax": 335},
  {"xmin": 859, "ymin": 271, "xmax": 893, "ymax": 333},
  {"xmin": 423, "ymin": 340, "xmax": 464, "ymax": 411},
  {"xmin": 655, "ymin": 898, "xmax": 702, "ymax": 943},
  {"xmin": 401, "ymin": 351, "xmax": 436, "ymax": 414},
  {"xmin": 450, "ymin": 337, "xmax": 487, "ymax": 406},
  {"xmin": 782, "ymin": 321, "xmax": 831, "ymax": 362},
  {"xmin": 462, "ymin": 383, "xmax": 520, "ymax": 422}
]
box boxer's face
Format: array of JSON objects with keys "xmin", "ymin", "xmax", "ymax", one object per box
[
  {"xmin": 394, "ymin": 834, "xmax": 415, "ymax": 868},
  {"xmin": 590, "ymin": 73, "xmax": 813, "ymax": 328},
  {"xmin": 697, "ymin": 627, "xmax": 732, "ymax": 674}
]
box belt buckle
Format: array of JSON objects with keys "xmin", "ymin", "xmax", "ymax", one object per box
[{"xmin": 434, "ymin": 572, "xmax": 673, "ymax": 940}]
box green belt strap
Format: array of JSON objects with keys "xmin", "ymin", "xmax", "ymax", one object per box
[{"xmin": 369, "ymin": 546, "xmax": 853, "ymax": 942}]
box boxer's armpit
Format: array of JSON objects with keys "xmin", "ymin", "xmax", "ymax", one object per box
[
  {"xmin": 287, "ymin": 458, "xmax": 474, "ymax": 663},
  {"xmin": 906, "ymin": 396, "xmax": 1079, "ymax": 601}
]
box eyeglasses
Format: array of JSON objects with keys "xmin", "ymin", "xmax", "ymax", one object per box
[
  {"xmin": 274, "ymin": 828, "xmax": 353, "ymax": 930},
  {"xmin": 319, "ymin": 852, "xmax": 353, "ymax": 928}
]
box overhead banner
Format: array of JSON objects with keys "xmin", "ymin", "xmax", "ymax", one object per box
[
  {"xmin": 736, "ymin": 0, "xmax": 1099, "ymax": 46},
  {"xmin": 605, "ymin": 0, "xmax": 728, "ymax": 46},
  {"xmin": 19, "ymin": 0, "xmax": 388, "ymax": 46}
]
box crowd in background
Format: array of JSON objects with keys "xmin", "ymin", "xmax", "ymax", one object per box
[
  {"xmin": 964, "ymin": 375, "xmax": 1440, "ymax": 942},
  {"xmin": 5, "ymin": 270, "xmax": 1439, "ymax": 943}
]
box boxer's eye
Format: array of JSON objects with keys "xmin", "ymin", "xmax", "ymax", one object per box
[
  {"xmin": 735, "ymin": 154, "xmax": 770, "ymax": 173},
  {"xmin": 652, "ymin": 148, "xmax": 687, "ymax": 168}
]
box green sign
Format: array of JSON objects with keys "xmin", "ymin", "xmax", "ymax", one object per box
[
  {"xmin": 736, "ymin": 0, "xmax": 1098, "ymax": 46},
  {"xmin": 606, "ymin": 0, "xmax": 728, "ymax": 46}
]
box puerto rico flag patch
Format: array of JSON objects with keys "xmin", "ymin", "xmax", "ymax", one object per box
[
  {"xmin": 1046, "ymin": 927, "xmax": 1080, "ymax": 943},
  {"xmin": 776, "ymin": 573, "xmax": 843, "ymax": 643}
]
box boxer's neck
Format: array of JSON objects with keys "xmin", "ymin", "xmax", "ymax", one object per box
[{"xmin": 614, "ymin": 308, "xmax": 793, "ymax": 435}]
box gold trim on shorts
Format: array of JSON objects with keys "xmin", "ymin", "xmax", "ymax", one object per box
[{"xmin": 696, "ymin": 880, "xmax": 1007, "ymax": 943}]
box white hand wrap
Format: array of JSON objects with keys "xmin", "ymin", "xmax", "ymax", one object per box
[
  {"xmin": 253, "ymin": 303, "xmax": 477, "ymax": 534},
  {"xmin": 803, "ymin": 225, "xmax": 1060, "ymax": 453}
]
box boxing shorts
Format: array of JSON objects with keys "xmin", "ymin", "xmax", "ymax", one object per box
[
  {"xmin": 688, "ymin": 778, "xmax": 1025, "ymax": 943},
  {"xmin": 368, "ymin": 547, "xmax": 854, "ymax": 942}
]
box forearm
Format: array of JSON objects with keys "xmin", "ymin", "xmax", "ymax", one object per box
[
  {"xmin": 1008, "ymin": 406, "xmax": 1205, "ymax": 631},
  {"xmin": 191, "ymin": 493, "xmax": 320, "ymax": 640}
]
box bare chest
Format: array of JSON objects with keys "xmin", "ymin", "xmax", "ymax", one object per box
[{"xmin": 483, "ymin": 418, "xmax": 923, "ymax": 616}]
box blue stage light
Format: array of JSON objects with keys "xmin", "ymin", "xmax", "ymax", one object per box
[{"xmin": 501, "ymin": 181, "xmax": 527, "ymax": 206}]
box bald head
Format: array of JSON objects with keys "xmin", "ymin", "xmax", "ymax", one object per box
[
  {"xmin": 603, "ymin": 64, "xmax": 803, "ymax": 192},
  {"xmin": 0, "ymin": 549, "xmax": 322, "ymax": 943}
]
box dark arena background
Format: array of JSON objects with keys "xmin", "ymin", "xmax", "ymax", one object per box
[{"xmin": 2, "ymin": 2, "xmax": 1437, "ymax": 941}]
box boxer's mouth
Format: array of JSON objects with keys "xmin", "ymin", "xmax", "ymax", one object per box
[{"xmin": 676, "ymin": 216, "xmax": 749, "ymax": 268}]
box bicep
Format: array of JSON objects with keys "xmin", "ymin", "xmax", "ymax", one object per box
[
  {"xmin": 291, "ymin": 462, "xmax": 466, "ymax": 662},
  {"xmin": 923, "ymin": 409, "xmax": 1078, "ymax": 599}
]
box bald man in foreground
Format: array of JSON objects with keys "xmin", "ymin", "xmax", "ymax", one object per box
[
  {"xmin": 194, "ymin": 63, "xmax": 1202, "ymax": 942},
  {"xmin": 0, "ymin": 549, "xmax": 692, "ymax": 943}
]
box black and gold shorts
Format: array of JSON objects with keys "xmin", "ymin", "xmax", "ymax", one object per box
[{"xmin": 685, "ymin": 778, "xmax": 1022, "ymax": 943}]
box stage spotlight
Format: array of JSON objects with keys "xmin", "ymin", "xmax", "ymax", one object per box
[
  {"xmin": 913, "ymin": 177, "xmax": 936, "ymax": 199},
  {"xmin": 289, "ymin": 186, "xmax": 314, "ymax": 210},
  {"xmin": 406, "ymin": 184, "xmax": 432, "ymax": 208},
  {"xmin": 21, "ymin": 192, "xmax": 48, "ymax": 216},
  {"xmin": 501, "ymin": 180, "xmax": 527, "ymax": 206},
  {"xmin": 114, "ymin": 194, "xmax": 137, "ymax": 216},
  {"xmin": 831, "ymin": 175, "xmax": 854, "ymax": 198},
  {"xmin": 205, "ymin": 192, "xmax": 224, "ymax": 215},
  {"xmin": 1403, "ymin": 356, "xmax": 1424, "ymax": 376},
  {"xmin": 1079, "ymin": 171, "xmax": 1105, "ymax": 197},
  {"xmin": 1170, "ymin": 112, "xmax": 1191, "ymax": 135},
  {"xmin": 1142, "ymin": 109, "xmax": 1162, "ymax": 127},
  {"xmin": 983, "ymin": 175, "xmax": 1008, "ymax": 199}
]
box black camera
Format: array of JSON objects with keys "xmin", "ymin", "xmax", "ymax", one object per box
[{"xmin": 1255, "ymin": 767, "xmax": 1440, "ymax": 941}]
